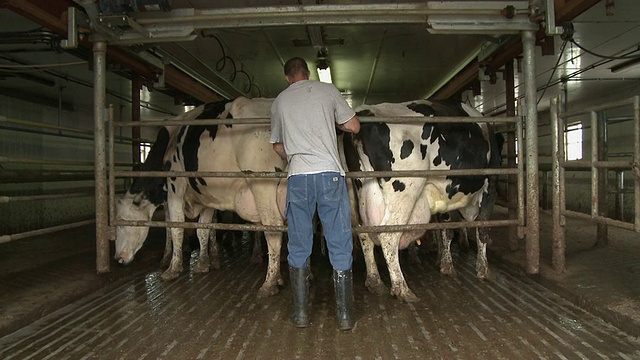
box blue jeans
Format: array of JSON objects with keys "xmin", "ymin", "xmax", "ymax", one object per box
[{"xmin": 286, "ymin": 172, "xmax": 353, "ymax": 271}]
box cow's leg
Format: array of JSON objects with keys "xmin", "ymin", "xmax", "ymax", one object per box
[
  {"xmin": 160, "ymin": 206, "xmax": 172, "ymax": 267},
  {"xmin": 162, "ymin": 184, "xmax": 186, "ymax": 281},
  {"xmin": 209, "ymin": 226, "xmax": 221, "ymax": 270},
  {"xmin": 439, "ymin": 228, "xmax": 456, "ymax": 276},
  {"xmin": 257, "ymin": 231, "xmax": 283, "ymax": 297},
  {"xmin": 379, "ymin": 233, "xmax": 418, "ymax": 302},
  {"xmin": 250, "ymin": 231, "xmax": 264, "ymax": 264},
  {"xmin": 359, "ymin": 233, "xmax": 387, "ymax": 295},
  {"xmin": 193, "ymin": 208, "xmax": 215, "ymax": 274},
  {"xmin": 475, "ymin": 228, "xmax": 491, "ymax": 280}
]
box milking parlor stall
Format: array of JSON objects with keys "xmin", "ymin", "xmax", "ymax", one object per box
[{"xmin": 1, "ymin": 1, "xmax": 640, "ymax": 359}]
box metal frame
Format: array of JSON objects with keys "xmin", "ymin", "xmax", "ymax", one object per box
[
  {"xmin": 86, "ymin": 3, "xmax": 541, "ymax": 274},
  {"xmin": 551, "ymin": 95, "xmax": 640, "ymax": 272}
]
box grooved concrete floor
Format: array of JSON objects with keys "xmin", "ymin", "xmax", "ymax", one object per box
[{"xmin": 1, "ymin": 209, "xmax": 639, "ymax": 359}]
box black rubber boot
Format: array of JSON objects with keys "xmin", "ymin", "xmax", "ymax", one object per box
[
  {"xmin": 289, "ymin": 266, "xmax": 310, "ymax": 328},
  {"xmin": 333, "ymin": 268, "xmax": 355, "ymax": 331}
]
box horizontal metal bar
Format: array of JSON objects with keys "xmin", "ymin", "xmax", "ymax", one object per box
[
  {"xmin": 561, "ymin": 97, "xmax": 637, "ymax": 119},
  {"xmin": 559, "ymin": 160, "xmax": 634, "ymax": 170},
  {"xmin": 111, "ymin": 218, "xmax": 520, "ymax": 233},
  {"xmin": 0, "ymin": 219, "xmax": 95, "ymax": 244},
  {"xmin": 0, "ymin": 191, "xmax": 94, "ymax": 203},
  {"xmin": 134, "ymin": 3, "xmax": 531, "ymax": 25},
  {"xmin": 114, "ymin": 167, "xmax": 516, "ymax": 179},
  {"xmin": 562, "ymin": 210, "xmax": 636, "ymax": 232},
  {"xmin": 114, "ymin": 115, "xmax": 520, "ymax": 128}
]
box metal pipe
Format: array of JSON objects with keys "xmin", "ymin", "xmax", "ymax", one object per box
[
  {"xmin": 522, "ymin": 29, "xmax": 539, "ymax": 274},
  {"xmin": 93, "ymin": 39, "xmax": 110, "ymax": 274},
  {"xmin": 362, "ymin": 27, "xmax": 386, "ymax": 106},
  {"xmin": 108, "ymin": 104, "xmax": 116, "ymax": 237},
  {"xmin": 112, "ymin": 218, "xmax": 518, "ymax": 233},
  {"xmin": 113, "ymin": 115, "xmax": 520, "ymax": 128},
  {"xmin": 505, "ymin": 59, "xmax": 520, "ymax": 250},
  {"xmin": 0, "ymin": 219, "xmax": 95, "ymax": 244},
  {"xmin": 0, "ymin": 170, "xmax": 95, "ymax": 184},
  {"xmin": 563, "ymin": 210, "xmax": 635, "ymax": 231},
  {"xmin": 550, "ymin": 97, "xmax": 565, "ymax": 272},
  {"xmin": 634, "ymin": 96, "xmax": 640, "ymax": 232},
  {"xmin": 0, "ymin": 116, "xmax": 139, "ymax": 142},
  {"xmin": 0, "ymin": 191, "xmax": 93, "ymax": 203},
  {"xmin": 591, "ymin": 110, "xmax": 599, "ymax": 219},
  {"xmin": 114, "ymin": 168, "xmax": 517, "ymax": 180},
  {"xmin": 562, "ymin": 97, "xmax": 637, "ymax": 118},
  {"xmin": 516, "ymin": 110, "xmax": 526, "ymax": 231}
]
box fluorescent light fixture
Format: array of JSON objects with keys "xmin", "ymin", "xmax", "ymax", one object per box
[
  {"xmin": 610, "ymin": 57, "xmax": 640, "ymax": 73},
  {"xmin": 317, "ymin": 67, "xmax": 332, "ymax": 83}
]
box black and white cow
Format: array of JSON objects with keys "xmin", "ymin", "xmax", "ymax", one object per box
[
  {"xmin": 342, "ymin": 99, "xmax": 500, "ymax": 302},
  {"xmin": 115, "ymin": 97, "xmax": 287, "ymax": 297}
]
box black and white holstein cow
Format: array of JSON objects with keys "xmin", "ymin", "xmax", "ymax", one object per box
[
  {"xmin": 342, "ymin": 99, "xmax": 500, "ymax": 302},
  {"xmin": 115, "ymin": 97, "xmax": 287, "ymax": 297}
]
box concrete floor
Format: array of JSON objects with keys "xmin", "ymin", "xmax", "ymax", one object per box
[{"xmin": 0, "ymin": 208, "xmax": 639, "ymax": 359}]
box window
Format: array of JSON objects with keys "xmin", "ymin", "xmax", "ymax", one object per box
[
  {"xmin": 139, "ymin": 142, "xmax": 152, "ymax": 163},
  {"xmin": 565, "ymin": 123, "xmax": 583, "ymax": 161}
]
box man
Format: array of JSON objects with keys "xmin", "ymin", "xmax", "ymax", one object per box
[{"xmin": 270, "ymin": 57, "xmax": 360, "ymax": 331}]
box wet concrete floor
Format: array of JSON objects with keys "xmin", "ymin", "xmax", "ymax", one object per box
[{"xmin": 1, "ymin": 208, "xmax": 639, "ymax": 359}]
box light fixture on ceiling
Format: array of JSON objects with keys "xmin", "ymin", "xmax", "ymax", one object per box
[
  {"xmin": 609, "ymin": 57, "xmax": 640, "ymax": 74},
  {"xmin": 316, "ymin": 48, "xmax": 332, "ymax": 84}
]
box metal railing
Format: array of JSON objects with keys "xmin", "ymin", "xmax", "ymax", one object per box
[
  {"xmin": 108, "ymin": 113, "xmax": 524, "ymax": 237},
  {"xmin": 550, "ymin": 95, "xmax": 640, "ymax": 272}
]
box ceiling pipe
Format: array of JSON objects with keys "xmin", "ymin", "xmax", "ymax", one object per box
[
  {"xmin": 431, "ymin": 0, "xmax": 602, "ymax": 100},
  {"xmin": 1, "ymin": 0, "xmax": 224, "ymax": 103}
]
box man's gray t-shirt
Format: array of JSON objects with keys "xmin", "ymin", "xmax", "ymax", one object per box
[{"xmin": 270, "ymin": 79, "xmax": 355, "ymax": 177}]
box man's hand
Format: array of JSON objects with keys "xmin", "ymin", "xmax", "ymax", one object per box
[{"xmin": 272, "ymin": 143, "xmax": 287, "ymax": 160}]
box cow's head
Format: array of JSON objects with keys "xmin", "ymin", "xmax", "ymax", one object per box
[{"xmin": 114, "ymin": 191, "xmax": 160, "ymax": 265}]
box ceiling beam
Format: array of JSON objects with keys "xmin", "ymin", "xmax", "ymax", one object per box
[
  {"xmin": 1, "ymin": 0, "xmax": 224, "ymax": 103},
  {"xmin": 432, "ymin": 0, "xmax": 602, "ymax": 100}
]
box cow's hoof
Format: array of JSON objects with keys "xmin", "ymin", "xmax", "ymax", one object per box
[
  {"xmin": 439, "ymin": 263, "xmax": 456, "ymax": 277},
  {"xmin": 365, "ymin": 278, "xmax": 388, "ymax": 296},
  {"xmin": 477, "ymin": 268, "xmax": 493, "ymax": 281},
  {"xmin": 210, "ymin": 260, "xmax": 221, "ymax": 270},
  {"xmin": 257, "ymin": 284, "xmax": 280, "ymax": 298},
  {"xmin": 193, "ymin": 262, "xmax": 210, "ymax": 274},
  {"xmin": 161, "ymin": 269, "xmax": 181, "ymax": 281},
  {"xmin": 392, "ymin": 288, "xmax": 419, "ymax": 303}
]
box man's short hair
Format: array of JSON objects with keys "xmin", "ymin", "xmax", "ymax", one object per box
[{"xmin": 284, "ymin": 57, "xmax": 310, "ymax": 77}]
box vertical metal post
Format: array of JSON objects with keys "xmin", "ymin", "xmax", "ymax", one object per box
[
  {"xmin": 522, "ymin": 30, "xmax": 539, "ymax": 274},
  {"xmin": 634, "ymin": 96, "xmax": 640, "ymax": 231},
  {"xmin": 94, "ymin": 39, "xmax": 110, "ymax": 274},
  {"xmin": 517, "ymin": 111, "xmax": 526, "ymax": 238},
  {"xmin": 505, "ymin": 59, "xmax": 520, "ymax": 250},
  {"xmin": 615, "ymin": 171, "xmax": 624, "ymax": 220},
  {"xmin": 550, "ymin": 97, "xmax": 565, "ymax": 272},
  {"xmin": 108, "ymin": 104, "xmax": 116, "ymax": 231},
  {"xmin": 590, "ymin": 110, "xmax": 599, "ymax": 219},
  {"xmin": 596, "ymin": 110, "xmax": 608, "ymax": 245},
  {"xmin": 132, "ymin": 75, "xmax": 142, "ymax": 166}
]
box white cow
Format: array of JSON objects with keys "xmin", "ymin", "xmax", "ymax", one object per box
[
  {"xmin": 342, "ymin": 99, "xmax": 500, "ymax": 302},
  {"xmin": 114, "ymin": 97, "xmax": 287, "ymax": 297}
]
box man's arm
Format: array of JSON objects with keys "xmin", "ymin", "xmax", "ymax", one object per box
[
  {"xmin": 337, "ymin": 115, "xmax": 361, "ymax": 134},
  {"xmin": 272, "ymin": 142, "xmax": 287, "ymax": 160}
]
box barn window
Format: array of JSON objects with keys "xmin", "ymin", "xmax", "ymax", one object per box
[
  {"xmin": 140, "ymin": 142, "xmax": 152, "ymax": 163},
  {"xmin": 565, "ymin": 123, "xmax": 583, "ymax": 161}
]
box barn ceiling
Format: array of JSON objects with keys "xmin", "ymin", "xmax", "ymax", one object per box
[{"xmin": 0, "ymin": 0, "xmax": 638, "ymax": 118}]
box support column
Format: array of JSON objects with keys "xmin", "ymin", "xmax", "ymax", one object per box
[
  {"xmin": 94, "ymin": 39, "xmax": 110, "ymax": 274},
  {"xmin": 522, "ymin": 30, "xmax": 539, "ymax": 274},
  {"xmin": 504, "ymin": 59, "xmax": 520, "ymax": 251}
]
